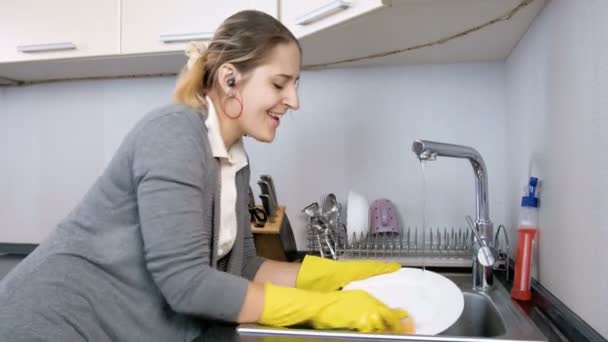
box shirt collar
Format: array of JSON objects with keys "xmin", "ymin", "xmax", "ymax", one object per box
[{"xmin": 204, "ymin": 97, "xmax": 248, "ymax": 168}]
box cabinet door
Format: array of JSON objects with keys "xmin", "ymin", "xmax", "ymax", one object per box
[
  {"xmin": 280, "ymin": 0, "xmax": 386, "ymax": 39},
  {"xmin": 121, "ymin": 0, "xmax": 277, "ymax": 54},
  {"xmin": 0, "ymin": 0, "xmax": 119, "ymax": 63}
]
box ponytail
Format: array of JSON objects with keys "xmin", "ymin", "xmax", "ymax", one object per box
[{"xmin": 173, "ymin": 41, "xmax": 209, "ymax": 111}]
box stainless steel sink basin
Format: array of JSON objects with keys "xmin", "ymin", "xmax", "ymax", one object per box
[
  {"xmin": 442, "ymin": 292, "xmax": 506, "ymax": 338},
  {"xmin": 237, "ymin": 273, "xmax": 547, "ymax": 341}
]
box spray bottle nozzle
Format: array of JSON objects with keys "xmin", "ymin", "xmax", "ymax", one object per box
[{"xmin": 521, "ymin": 177, "xmax": 539, "ymax": 208}]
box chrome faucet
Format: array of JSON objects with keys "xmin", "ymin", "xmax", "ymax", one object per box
[{"xmin": 412, "ymin": 140, "xmax": 495, "ymax": 291}]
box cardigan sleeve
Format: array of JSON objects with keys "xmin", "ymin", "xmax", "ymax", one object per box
[
  {"xmin": 241, "ymin": 224, "xmax": 265, "ymax": 281},
  {"xmin": 132, "ymin": 111, "xmax": 249, "ymax": 322},
  {"xmin": 238, "ymin": 166, "xmax": 265, "ymax": 281}
]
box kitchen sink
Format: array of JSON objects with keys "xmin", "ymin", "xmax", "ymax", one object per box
[
  {"xmin": 441, "ymin": 292, "xmax": 505, "ymax": 338},
  {"xmin": 237, "ymin": 273, "xmax": 547, "ymax": 341}
]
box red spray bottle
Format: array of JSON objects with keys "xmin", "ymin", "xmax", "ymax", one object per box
[{"xmin": 511, "ymin": 177, "xmax": 539, "ymax": 301}]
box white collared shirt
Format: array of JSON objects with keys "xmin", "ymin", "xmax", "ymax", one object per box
[{"xmin": 204, "ymin": 98, "xmax": 249, "ymax": 258}]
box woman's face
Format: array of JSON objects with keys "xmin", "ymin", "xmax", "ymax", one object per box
[{"xmin": 237, "ymin": 42, "xmax": 301, "ymax": 143}]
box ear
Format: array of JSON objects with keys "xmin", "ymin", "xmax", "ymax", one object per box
[{"xmin": 218, "ymin": 63, "xmax": 240, "ymax": 95}]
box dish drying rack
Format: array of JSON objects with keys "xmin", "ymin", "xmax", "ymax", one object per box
[{"xmin": 303, "ymin": 196, "xmax": 510, "ymax": 270}]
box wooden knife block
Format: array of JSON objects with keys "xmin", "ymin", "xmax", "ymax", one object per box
[{"xmin": 251, "ymin": 205, "xmax": 291, "ymax": 261}]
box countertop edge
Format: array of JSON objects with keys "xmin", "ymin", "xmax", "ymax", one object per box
[{"xmin": 497, "ymin": 260, "xmax": 607, "ymax": 342}]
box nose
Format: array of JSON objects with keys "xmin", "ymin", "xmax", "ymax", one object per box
[{"xmin": 284, "ymin": 86, "xmax": 300, "ymax": 111}]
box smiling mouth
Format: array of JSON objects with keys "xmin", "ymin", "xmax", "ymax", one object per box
[{"xmin": 267, "ymin": 111, "xmax": 282, "ymax": 120}]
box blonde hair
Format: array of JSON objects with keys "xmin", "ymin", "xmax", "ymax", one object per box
[{"xmin": 173, "ymin": 10, "xmax": 301, "ymax": 111}]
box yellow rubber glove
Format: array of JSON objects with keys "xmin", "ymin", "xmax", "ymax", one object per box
[
  {"xmin": 295, "ymin": 255, "xmax": 401, "ymax": 292},
  {"xmin": 259, "ymin": 282, "xmax": 413, "ymax": 333}
]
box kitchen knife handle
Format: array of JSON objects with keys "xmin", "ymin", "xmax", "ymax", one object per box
[
  {"xmin": 259, "ymin": 194, "xmax": 275, "ymax": 221},
  {"xmin": 261, "ymin": 175, "xmax": 278, "ymax": 203}
]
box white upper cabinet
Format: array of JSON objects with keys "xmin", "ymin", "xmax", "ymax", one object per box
[
  {"xmin": 121, "ymin": 0, "xmax": 277, "ymax": 54},
  {"xmin": 296, "ymin": 0, "xmax": 547, "ymax": 68},
  {"xmin": 0, "ymin": 0, "xmax": 119, "ymax": 63},
  {"xmin": 280, "ymin": 0, "xmax": 387, "ymax": 39},
  {"xmin": 0, "ymin": 0, "xmax": 547, "ymax": 83}
]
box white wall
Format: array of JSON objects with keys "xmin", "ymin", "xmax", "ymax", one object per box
[
  {"xmin": 1, "ymin": 62, "xmax": 508, "ymax": 252},
  {"xmin": 505, "ymin": 0, "xmax": 608, "ymax": 337},
  {"xmin": 0, "ymin": 78, "xmax": 174, "ymax": 243}
]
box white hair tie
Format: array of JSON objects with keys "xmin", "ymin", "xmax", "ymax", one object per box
[{"xmin": 185, "ymin": 41, "xmax": 208, "ymax": 70}]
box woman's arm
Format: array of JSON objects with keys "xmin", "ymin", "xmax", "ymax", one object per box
[
  {"xmin": 236, "ymin": 282, "xmax": 265, "ymax": 322},
  {"xmin": 253, "ymin": 260, "xmax": 301, "ymax": 287},
  {"xmin": 237, "ymin": 261, "xmax": 300, "ymax": 322},
  {"xmin": 134, "ymin": 111, "xmax": 251, "ymax": 321}
]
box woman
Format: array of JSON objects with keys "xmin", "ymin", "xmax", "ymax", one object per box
[{"xmin": 0, "ymin": 10, "xmax": 412, "ymax": 341}]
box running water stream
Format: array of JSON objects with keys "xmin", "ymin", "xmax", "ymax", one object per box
[{"xmin": 419, "ymin": 160, "xmax": 428, "ymax": 272}]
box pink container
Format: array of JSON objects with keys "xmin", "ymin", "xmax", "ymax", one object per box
[{"xmin": 369, "ymin": 199, "xmax": 401, "ymax": 235}]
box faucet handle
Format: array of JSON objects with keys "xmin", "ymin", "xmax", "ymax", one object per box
[
  {"xmin": 465, "ymin": 215, "xmax": 497, "ymax": 267},
  {"xmin": 465, "ymin": 216, "xmax": 484, "ymax": 245}
]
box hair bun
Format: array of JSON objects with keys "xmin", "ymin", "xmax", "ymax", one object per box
[{"xmin": 185, "ymin": 41, "xmax": 208, "ymax": 70}]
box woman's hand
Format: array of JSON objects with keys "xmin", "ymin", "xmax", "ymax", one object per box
[
  {"xmin": 259, "ymin": 283, "xmax": 414, "ymax": 333},
  {"xmin": 295, "ymin": 255, "xmax": 401, "ymax": 292}
]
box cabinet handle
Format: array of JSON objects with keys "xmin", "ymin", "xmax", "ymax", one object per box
[
  {"xmin": 17, "ymin": 42, "xmax": 77, "ymax": 53},
  {"xmin": 296, "ymin": 0, "xmax": 352, "ymax": 26},
  {"xmin": 159, "ymin": 32, "xmax": 213, "ymax": 43}
]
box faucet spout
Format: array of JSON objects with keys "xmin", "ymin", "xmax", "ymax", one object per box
[
  {"xmin": 412, "ymin": 139, "xmax": 495, "ymax": 290},
  {"xmin": 412, "ymin": 140, "xmax": 491, "ymax": 224}
]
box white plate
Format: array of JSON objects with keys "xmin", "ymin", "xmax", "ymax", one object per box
[
  {"xmin": 343, "ymin": 268, "xmax": 464, "ymax": 335},
  {"xmin": 346, "ymin": 190, "xmax": 368, "ymax": 244}
]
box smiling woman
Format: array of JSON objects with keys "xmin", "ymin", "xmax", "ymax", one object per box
[
  {"xmin": 173, "ymin": 10, "xmax": 301, "ymax": 145},
  {"xmin": 0, "ymin": 9, "xmax": 410, "ymax": 342}
]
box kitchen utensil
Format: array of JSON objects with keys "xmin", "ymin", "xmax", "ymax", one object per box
[
  {"xmin": 302, "ymin": 202, "xmax": 321, "ymax": 218},
  {"xmin": 257, "ymin": 180, "xmax": 271, "ymax": 199},
  {"xmin": 344, "ymin": 268, "xmax": 464, "ymax": 335},
  {"xmin": 369, "ymin": 198, "xmax": 401, "ymax": 235},
  {"xmin": 249, "ymin": 207, "xmax": 267, "ymax": 227},
  {"xmin": 267, "ymin": 190, "xmax": 279, "ymax": 215},
  {"xmin": 257, "ymin": 180, "xmax": 277, "ymax": 216},
  {"xmin": 259, "ymin": 194, "xmax": 275, "ymax": 220},
  {"xmin": 346, "ymin": 190, "xmax": 368, "ymax": 245},
  {"xmin": 316, "ymin": 234, "xmax": 325, "ymax": 258},
  {"xmin": 260, "ymin": 175, "xmax": 278, "ymax": 203},
  {"xmin": 322, "ymin": 193, "xmax": 340, "ymax": 226},
  {"xmin": 311, "ymin": 216, "xmax": 336, "ymax": 260},
  {"xmin": 321, "ymin": 193, "xmax": 336, "ymax": 215}
]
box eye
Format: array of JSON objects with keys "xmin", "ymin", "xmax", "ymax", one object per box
[{"xmin": 273, "ymin": 83, "xmax": 284, "ymax": 90}]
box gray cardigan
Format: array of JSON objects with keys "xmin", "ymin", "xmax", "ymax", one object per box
[{"xmin": 0, "ymin": 104, "xmax": 265, "ymax": 341}]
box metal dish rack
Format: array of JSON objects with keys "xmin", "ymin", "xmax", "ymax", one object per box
[
  {"xmin": 303, "ymin": 195, "xmax": 510, "ymax": 270},
  {"xmin": 307, "ymin": 226, "xmax": 475, "ymax": 267}
]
